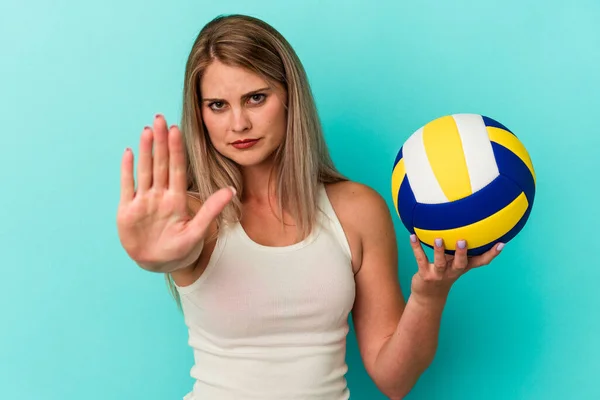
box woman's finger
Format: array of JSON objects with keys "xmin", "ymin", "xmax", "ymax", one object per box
[
  {"xmin": 433, "ymin": 238, "xmax": 447, "ymax": 275},
  {"xmin": 152, "ymin": 114, "xmax": 169, "ymax": 190},
  {"xmin": 120, "ymin": 147, "xmax": 135, "ymax": 204},
  {"xmin": 450, "ymin": 239, "xmax": 468, "ymax": 275},
  {"xmin": 188, "ymin": 187, "xmax": 237, "ymax": 240},
  {"xmin": 168, "ymin": 124, "xmax": 188, "ymax": 193},
  {"xmin": 137, "ymin": 126, "xmax": 153, "ymax": 193},
  {"xmin": 468, "ymin": 242, "xmax": 504, "ymax": 269},
  {"xmin": 409, "ymin": 234, "xmax": 430, "ymax": 276}
]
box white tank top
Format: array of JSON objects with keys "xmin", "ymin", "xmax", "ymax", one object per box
[{"xmin": 175, "ymin": 184, "xmax": 356, "ymax": 400}]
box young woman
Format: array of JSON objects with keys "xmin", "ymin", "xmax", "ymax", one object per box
[{"xmin": 116, "ymin": 14, "xmax": 503, "ymax": 400}]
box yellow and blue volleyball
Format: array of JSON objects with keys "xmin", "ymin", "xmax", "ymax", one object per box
[{"xmin": 391, "ymin": 113, "xmax": 535, "ymax": 255}]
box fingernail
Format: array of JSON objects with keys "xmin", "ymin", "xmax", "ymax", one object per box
[
  {"xmin": 229, "ymin": 186, "xmax": 237, "ymax": 196},
  {"xmin": 410, "ymin": 234, "xmax": 417, "ymax": 243},
  {"xmin": 458, "ymin": 240, "xmax": 466, "ymax": 249},
  {"xmin": 125, "ymin": 147, "xmax": 131, "ymax": 153},
  {"xmin": 155, "ymin": 113, "xmax": 163, "ymax": 119},
  {"xmin": 435, "ymin": 238, "xmax": 443, "ymax": 248},
  {"xmin": 496, "ymin": 243, "xmax": 505, "ymax": 251}
]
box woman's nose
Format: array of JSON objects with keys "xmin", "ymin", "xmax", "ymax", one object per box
[{"xmin": 230, "ymin": 108, "xmax": 251, "ymax": 133}]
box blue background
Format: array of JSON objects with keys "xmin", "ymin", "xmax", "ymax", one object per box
[{"xmin": 2, "ymin": 0, "xmax": 599, "ymax": 399}]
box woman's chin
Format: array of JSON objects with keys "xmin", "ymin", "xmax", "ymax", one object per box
[{"xmin": 226, "ymin": 151, "xmax": 276, "ymax": 169}]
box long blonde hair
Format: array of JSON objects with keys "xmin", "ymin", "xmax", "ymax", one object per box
[{"xmin": 166, "ymin": 14, "xmax": 347, "ymax": 307}]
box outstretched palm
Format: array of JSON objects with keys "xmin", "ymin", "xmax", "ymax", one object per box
[{"xmin": 116, "ymin": 115, "xmax": 235, "ymax": 272}]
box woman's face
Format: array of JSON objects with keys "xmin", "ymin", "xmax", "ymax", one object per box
[{"xmin": 200, "ymin": 59, "xmax": 288, "ymax": 168}]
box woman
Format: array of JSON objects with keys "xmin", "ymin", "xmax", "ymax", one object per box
[{"xmin": 116, "ymin": 14, "xmax": 503, "ymax": 400}]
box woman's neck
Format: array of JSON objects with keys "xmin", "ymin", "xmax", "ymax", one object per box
[{"xmin": 240, "ymin": 162, "xmax": 277, "ymax": 204}]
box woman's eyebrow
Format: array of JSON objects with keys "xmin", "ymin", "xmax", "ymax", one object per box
[{"xmin": 202, "ymin": 87, "xmax": 272, "ymax": 103}]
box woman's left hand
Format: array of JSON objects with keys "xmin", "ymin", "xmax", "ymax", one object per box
[{"xmin": 408, "ymin": 234, "xmax": 504, "ymax": 303}]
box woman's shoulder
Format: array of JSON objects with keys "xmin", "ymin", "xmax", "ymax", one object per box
[
  {"xmin": 324, "ymin": 180, "xmax": 390, "ymax": 213},
  {"xmin": 324, "ymin": 180, "xmax": 394, "ymax": 236}
]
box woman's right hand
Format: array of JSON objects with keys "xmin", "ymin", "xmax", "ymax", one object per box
[{"xmin": 116, "ymin": 114, "xmax": 235, "ymax": 273}]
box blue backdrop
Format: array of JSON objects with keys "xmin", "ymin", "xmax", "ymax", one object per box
[{"xmin": 2, "ymin": 0, "xmax": 599, "ymax": 399}]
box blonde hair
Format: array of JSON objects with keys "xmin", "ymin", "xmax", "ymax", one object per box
[{"xmin": 166, "ymin": 14, "xmax": 347, "ymax": 307}]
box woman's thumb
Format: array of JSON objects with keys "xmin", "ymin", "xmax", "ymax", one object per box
[{"xmin": 188, "ymin": 186, "xmax": 236, "ymax": 236}]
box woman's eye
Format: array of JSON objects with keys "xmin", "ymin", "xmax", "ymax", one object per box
[
  {"xmin": 209, "ymin": 102, "xmax": 225, "ymax": 111},
  {"xmin": 249, "ymin": 94, "xmax": 266, "ymax": 104}
]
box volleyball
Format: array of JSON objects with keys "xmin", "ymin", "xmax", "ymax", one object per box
[{"xmin": 391, "ymin": 113, "xmax": 535, "ymax": 255}]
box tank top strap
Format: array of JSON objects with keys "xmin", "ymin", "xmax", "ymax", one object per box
[{"xmin": 317, "ymin": 183, "xmax": 353, "ymax": 261}]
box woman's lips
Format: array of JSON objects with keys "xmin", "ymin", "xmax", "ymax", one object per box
[{"xmin": 231, "ymin": 138, "xmax": 260, "ymax": 149}]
